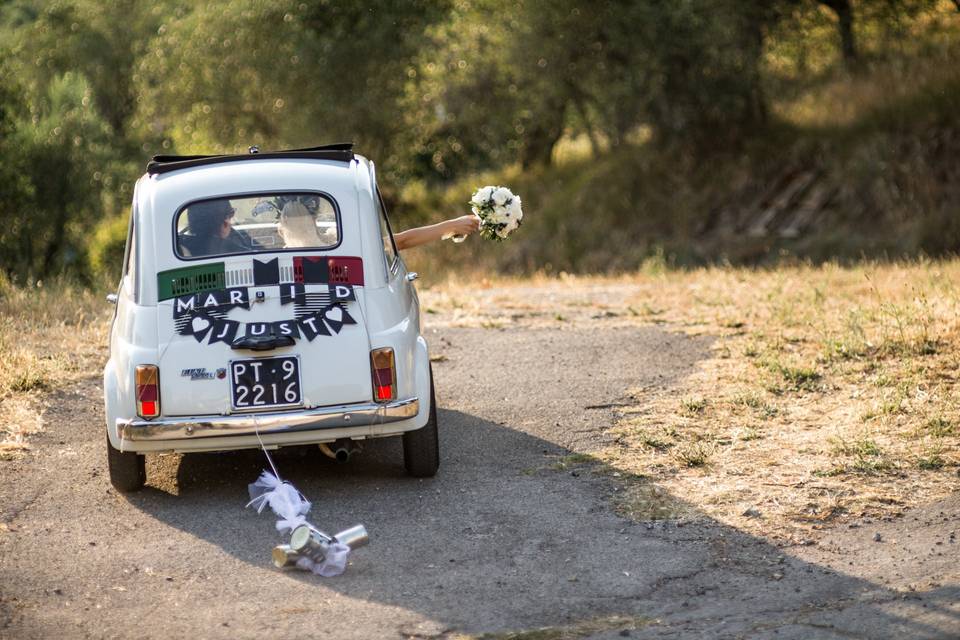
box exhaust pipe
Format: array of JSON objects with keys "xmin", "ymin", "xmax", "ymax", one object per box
[{"xmin": 319, "ymin": 438, "xmax": 362, "ymax": 463}]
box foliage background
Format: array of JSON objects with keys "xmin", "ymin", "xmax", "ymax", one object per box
[{"xmin": 0, "ymin": 0, "xmax": 958, "ymax": 285}]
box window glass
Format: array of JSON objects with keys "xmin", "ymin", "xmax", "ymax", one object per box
[
  {"xmin": 122, "ymin": 207, "xmax": 135, "ymax": 276},
  {"xmin": 175, "ymin": 192, "xmax": 339, "ymax": 259},
  {"xmin": 375, "ymin": 190, "xmax": 398, "ymax": 270}
]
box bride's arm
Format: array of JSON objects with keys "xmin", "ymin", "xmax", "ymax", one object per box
[{"xmin": 393, "ymin": 215, "xmax": 480, "ymax": 250}]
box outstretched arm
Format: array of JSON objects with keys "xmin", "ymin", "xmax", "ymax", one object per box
[{"xmin": 393, "ymin": 214, "xmax": 480, "ymax": 251}]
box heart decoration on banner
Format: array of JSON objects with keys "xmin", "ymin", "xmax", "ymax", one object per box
[
  {"xmin": 183, "ymin": 312, "xmax": 216, "ymax": 342},
  {"xmin": 191, "ymin": 315, "xmax": 211, "ymax": 333},
  {"xmin": 325, "ymin": 306, "xmax": 343, "ymax": 323}
]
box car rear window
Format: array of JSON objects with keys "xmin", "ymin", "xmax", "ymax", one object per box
[{"xmin": 175, "ymin": 192, "xmax": 339, "ymax": 259}]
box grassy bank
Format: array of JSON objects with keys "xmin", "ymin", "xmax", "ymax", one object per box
[
  {"xmin": 395, "ymin": 43, "xmax": 960, "ymax": 281},
  {"xmin": 0, "ymin": 278, "xmax": 109, "ymax": 458}
]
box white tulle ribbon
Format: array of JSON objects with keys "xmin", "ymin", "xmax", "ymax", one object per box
[
  {"xmin": 291, "ymin": 542, "xmax": 351, "ymax": 577},
  {"xmin": 246, "ymin": 470, "xmax": 312, "ymax": 533}
]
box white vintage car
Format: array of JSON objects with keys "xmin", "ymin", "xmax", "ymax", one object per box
[{"xmin": 103, "ymin": 144, "xmax": 437, "ymax": 492}]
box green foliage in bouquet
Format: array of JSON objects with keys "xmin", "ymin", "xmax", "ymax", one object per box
[{"xmin": 469, "ymin": 186, "xmax": 523, "ymax": 242}]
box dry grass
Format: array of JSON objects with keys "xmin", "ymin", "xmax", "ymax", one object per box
[
  {"xmin": 0, "ymin": 277, "xmax": 110, "ymax": 458},
  {"xmin": 420, "ymin": 259, "xmax": 960, "ymax": 542}
]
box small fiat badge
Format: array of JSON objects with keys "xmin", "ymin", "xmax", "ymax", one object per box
[{"xmin": 181, "ymin": 368, "xmax": 215, "ymax": 381}]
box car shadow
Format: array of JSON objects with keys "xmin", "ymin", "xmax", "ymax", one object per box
[{"xmin": 127, "ymin": 407, "xmax": 960, "ymax": 638}]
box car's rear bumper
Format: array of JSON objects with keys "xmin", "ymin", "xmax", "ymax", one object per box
[{"xmin": 117, "ymin": 397, "xmax": 419, "ymax": 442}]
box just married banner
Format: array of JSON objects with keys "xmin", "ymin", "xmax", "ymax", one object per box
[{"xmin": 171, "ymin": 283, "xmax": 358, "ymax": 345}]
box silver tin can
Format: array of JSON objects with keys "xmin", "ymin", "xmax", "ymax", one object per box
[
  {"xmin": 272, "ymin": 545, "xmax": 301, "ymax": 569},
  {"xmin": 290, "ymin": 524, "xmax": 332, "ymax": 562},
  {"xmin": 334, "ymin": 525, "xmax": 369, "ymax": 550}
]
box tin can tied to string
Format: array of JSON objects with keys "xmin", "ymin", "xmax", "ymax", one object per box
[
  {"xmin": 288, "ymin": 524, "xmax": 369, "ymax": 562},
  {"xmin": 274, "ymin": 524, "xmax": 369, "ymax": 576},
  {"xmin": 247, "ymin": 464, "xmax": 369, "ymax": 577}
]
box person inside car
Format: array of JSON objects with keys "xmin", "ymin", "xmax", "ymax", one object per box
[
  {"xmin": 179, "ymin": 200, "xmax": 259, "ymax": 257},
  {"xmin": 278, "ymin": 200, "xmax": 328, "ymax": 248}
]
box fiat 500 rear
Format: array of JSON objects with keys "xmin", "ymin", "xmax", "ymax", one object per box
[{"xmin": 102, "ymin": 145, "xmax": 439, "ymax": 492}]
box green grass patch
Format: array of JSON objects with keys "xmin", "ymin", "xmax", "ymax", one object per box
[
  {"xmin": 678, "ymin": 396, "xmax": 708, "ymax": 416},
  {"xmin": 673, "ymin": 441, "xmax": 714, "ymax": 468},
  {"xmin": 923, "ymin": 417, "xmax": 954, "ymax": 438},
  {"xmin": 765, "ymin": 360, "xmax": 821, "ymax": 392},
  {"xmin": 829, "ymin": 434, "xmax": 895, "ymax": 474}
]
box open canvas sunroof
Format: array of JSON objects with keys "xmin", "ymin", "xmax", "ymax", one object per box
[{"xmin": 146, "ymin": 143, "xmax": 355, "ymax": 175}]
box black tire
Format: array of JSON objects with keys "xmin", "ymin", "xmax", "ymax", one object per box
[
  {"xmin": 403, "ymin": 368, "xmax": 439, "ymax": 478},
  {"xmin": 106, "ymin": 432, "xmax": 146, "ymax": 492}
]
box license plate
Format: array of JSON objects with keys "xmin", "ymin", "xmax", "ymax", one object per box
[{"xmin": 230, "ymin": 356, "xmax": 302, "ymax": 410}]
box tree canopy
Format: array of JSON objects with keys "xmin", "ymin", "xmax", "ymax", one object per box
[{"xmin": 0, "ymin": 0, "xmax": 956, "ymax": 281}]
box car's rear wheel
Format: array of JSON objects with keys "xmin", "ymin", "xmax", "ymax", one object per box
[
  {"xmin": 403, "ymin": 368, "xmax": 439, "ymax": 478},
  {"xmin": 106, "ymin": 432, "xmax": 146, "ymax": 492}
]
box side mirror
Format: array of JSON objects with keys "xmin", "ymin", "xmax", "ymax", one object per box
[
  {"xmin": 405, "ymin": 272, "xmax": 419, "ymax": 282},
  {"xmin": 106, "ymin": 293, "xmax": 118, "ymax": 305}
]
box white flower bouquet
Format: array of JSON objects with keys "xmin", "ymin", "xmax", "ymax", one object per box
[{"xmin": 468, "ymin": 185, "xmax": 523, "ymax": 242}]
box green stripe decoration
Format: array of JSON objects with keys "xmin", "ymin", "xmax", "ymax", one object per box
[{"xmin": 157, "ymin": 263, "xmax": 226, "ymax": 301}]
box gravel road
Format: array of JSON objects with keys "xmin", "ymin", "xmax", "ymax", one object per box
[{"xmin": 1, "ymin": 325, "xmax": 957, "ymax": 639}]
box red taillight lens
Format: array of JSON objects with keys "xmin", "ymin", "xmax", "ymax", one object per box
[
  {"xmin": 327, "ymin": 257, "xmax": 364, "ymax": 286},
  {"xmin": 370, "ymin": 348, "xmax": 396, "ymax": 403},
  {"xmin": 135, "ymin": 365, "xmax": 160, "ymax": 419}
]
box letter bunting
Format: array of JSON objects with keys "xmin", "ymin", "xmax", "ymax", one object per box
[{"xmin": 173, "ymin": 284, "xmax": 357, "ymax": 345}]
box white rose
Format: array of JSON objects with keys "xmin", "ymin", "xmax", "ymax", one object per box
[
  {"xmin": 506, "ymin": 198, "xmax": 522, "ymax": 220},
  {"xmin": 471, "ymin": 186, "xmax": 495, "ymax": 206},
  {"xmin": 492, "ymin": 187, "xmax": 513, "ymax": 206},
  {"xmin": 489, "ymin": 205, "xmax": 510, "ymax": 224}
]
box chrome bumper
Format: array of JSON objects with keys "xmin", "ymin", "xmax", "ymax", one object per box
[{"xmin": 117, "ymin": 397, "xmax": 419, "ymax": 441}]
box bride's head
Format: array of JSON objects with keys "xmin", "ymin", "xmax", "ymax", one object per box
[{"xmin": 278, "ymin": 201, "xmax": 322, "ymax": 248}]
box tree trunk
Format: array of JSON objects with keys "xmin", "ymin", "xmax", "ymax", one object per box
[
  {"xmin": 568, "ymin": 86, "xmax": 601, "ymax": 156},
  {"xmin": 819, "ymin": 0, "xmax": 857, "ymax": 66},
  {"xmin": 521, "ymin": 99, "xmax": 566, "ymax": 169}
]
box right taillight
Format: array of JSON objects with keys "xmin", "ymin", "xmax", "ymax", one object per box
[
  {"xmin": 328, "ymin": 257, "xmax": 364, "ymax": 286},
  {"xmin": 135, "ymin": 365, "xmax": 160, "ymax": 419},
  {"xmin": 370, "ymin": 348, "xmax": 396, "ymax": 403}
]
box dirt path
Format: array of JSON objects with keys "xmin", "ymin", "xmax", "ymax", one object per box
[{"xmin": 1, "ymin": 324, "xmax": 958, "ymax": 639}]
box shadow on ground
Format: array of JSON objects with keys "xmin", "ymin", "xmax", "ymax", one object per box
[{"xmin": 128, "ymin": 406, "xmax": 960, "ymax": 639}]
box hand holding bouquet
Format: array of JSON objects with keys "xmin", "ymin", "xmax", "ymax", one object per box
[
  {"xmin": 468, "ymin": 186, "xmax": 523, "ymax": 241},
  {"xmin": 445, "ymin": 186, "xmax": 523, "ymax": 243}
]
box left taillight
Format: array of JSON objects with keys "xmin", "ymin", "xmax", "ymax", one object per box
[
  {"xmin": 370, "ymin": 348, "xmax": 396, "ymax": 403},
  {"xmin": 135, "ymin": 365, "xmax": 160, "ymax": 419}
]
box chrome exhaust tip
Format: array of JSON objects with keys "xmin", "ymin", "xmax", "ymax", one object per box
[{"xmin": 320, "ymin": 438, "xmax": 362, "ymax": 463}]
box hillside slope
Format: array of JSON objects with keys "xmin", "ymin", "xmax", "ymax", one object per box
[{"xmin": 397, "ymin": 60, "xmax": 960, "ymax": 278}]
